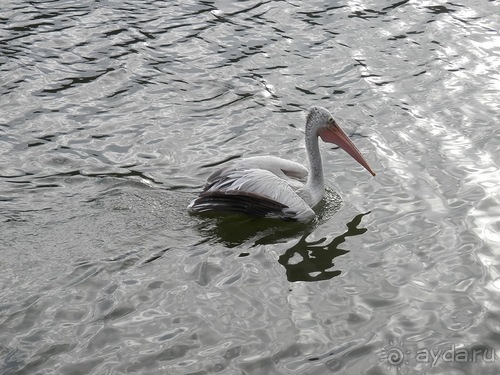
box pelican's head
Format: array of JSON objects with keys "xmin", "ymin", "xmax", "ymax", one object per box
[{"xmin": 306, "ymin": 106, "xmax": 376, "ymax": 176}]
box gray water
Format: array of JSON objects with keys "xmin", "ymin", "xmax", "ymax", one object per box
[{"xmin": 1, "ymin": 0, "xmax": 500, "ymax": 374}]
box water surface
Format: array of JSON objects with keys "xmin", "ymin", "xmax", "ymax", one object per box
[{"xmin": 1, "ymin": 0, "xmax": 500, "ymax": 374}]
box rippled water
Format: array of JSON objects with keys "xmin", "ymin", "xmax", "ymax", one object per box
[{"xmin": 2, "ymin": 0, "xmax": 500, "ymax": 374}]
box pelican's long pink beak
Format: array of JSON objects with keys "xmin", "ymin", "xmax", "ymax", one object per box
[{"xmin": 319, "ymin": 125, "xmax": 376, "ymax": 176}]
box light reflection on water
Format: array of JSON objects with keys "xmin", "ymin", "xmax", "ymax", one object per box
[{"xmin": 1, "ymin": 0, "xmax": 500, "ymax": 374}]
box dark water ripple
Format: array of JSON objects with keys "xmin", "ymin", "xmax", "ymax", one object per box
[{"xmin": 1, "ymin": 0, "xmax": 500, "ymax": 374}]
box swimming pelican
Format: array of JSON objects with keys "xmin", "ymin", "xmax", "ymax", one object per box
[{"xmin": 188, "ymin": 106, "xmax": 375, "ymax": 222}]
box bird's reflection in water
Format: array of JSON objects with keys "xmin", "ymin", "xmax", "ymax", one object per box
[
  {"xmin": 279, "ymin": 211, "xmax": 371, "ymax": 282},
  {"xmin": 193, "ymin": 199, "xmax": 371, "ymax": 282},
  {"xmin": 195, "ymin": 213, "xmax": 309, "ymax": 248}
]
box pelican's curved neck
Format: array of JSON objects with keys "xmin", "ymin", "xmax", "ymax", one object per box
[{"xmin": 305, "ymin": 129, "xmax": 324, "ymax": 207}]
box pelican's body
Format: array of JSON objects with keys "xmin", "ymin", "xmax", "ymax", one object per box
[{"xmin": 188, "ymin": 106, "xmax": 375, "ymax": 222}]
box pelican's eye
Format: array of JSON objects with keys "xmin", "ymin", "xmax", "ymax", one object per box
[{"xmin": 328, "ymin": 117, "xmax": 336, "ymax": 126}]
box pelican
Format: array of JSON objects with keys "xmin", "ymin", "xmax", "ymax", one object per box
[{"xmin": 188, "ymin": 106, "xmax": 375, "ymax": 222}]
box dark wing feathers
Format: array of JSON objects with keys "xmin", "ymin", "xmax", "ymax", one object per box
[
  {"xmin": 189, "ymin": 191, "xmax": 298, "ymax": 221},
  {"xmin": 188, "ymin": 162, "xmax": 315, "ymax": 222}
]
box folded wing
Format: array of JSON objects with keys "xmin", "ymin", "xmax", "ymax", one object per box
[{"xmin": 189, "ymin": 168, "xmax": 314, "ymax": 222}]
